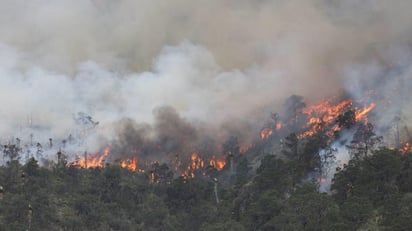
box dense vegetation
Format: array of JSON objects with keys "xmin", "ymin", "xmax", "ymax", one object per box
[{"xmin": 0, "ymin": 141, "xmax": 411, "ymax": 230}]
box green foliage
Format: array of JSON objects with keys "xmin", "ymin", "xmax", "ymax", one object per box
[
  {"xmin": 199, "ymin": 220, "xmax": 246, "ymax": 231},
  {"xmin": 270, "ymin": 184, "xmax": 345, "ymax": 231},
  {"xmin": 234, "ymin": 156, "xmax": 251, "ymax": 187},
  {"xmin": 254, "ymin": 155, "xmax": 292, "ymax": 193},
  {"xmin": 241, "ymin": 189, "xmax": 283, "ymax": 229},
  {"xmin": 0, "ymin": 142, "xmax": 410, "ymax": 230},
  {"xmin": 332, "ymin": 148, "xmax": 402, "ymax": 205},
  {"xmin": 381, "ymin": 193, "xmax": 412, "ymax": 231}
]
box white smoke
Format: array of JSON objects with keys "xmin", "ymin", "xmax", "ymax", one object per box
[
  {"xmin": 0, "ymin": 41, "xmax": 282, "ymax": 156},
  {"xmin": 0, "ymin": 0, "xmax": 412, "ymax": 162}
]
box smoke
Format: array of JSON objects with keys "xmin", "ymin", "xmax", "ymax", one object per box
[{"xmin": 0, "ymin": 0, "xmax": 412, "ymax": 161}]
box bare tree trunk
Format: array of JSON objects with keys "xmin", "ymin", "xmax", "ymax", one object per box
[{"xmin": 213, "ymin": 178, "xmax": 219, "ymax": 204}]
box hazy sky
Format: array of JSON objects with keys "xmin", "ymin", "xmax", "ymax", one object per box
[{"xmin": 0, "ymin": 0, "xmax": 411, "ymax": 155}]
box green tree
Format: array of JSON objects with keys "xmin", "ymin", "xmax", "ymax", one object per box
[
  {"xmin": 381, "ymin": 193, "xmax": 412, "ymax": 231},
  {"xmin": 199, "ymin": 220, "xmax": 246, "ymax": 231},
  {"xmin": 269, "ymin": 183, "xmax": 345, "ymax": 231},
  {"xmin": 254, "ymin": 155, "xmax": 292, "ymax": 193},
  {"xmin": 347, "ymin": 123, "xmax": 382, "ymax": 159}
]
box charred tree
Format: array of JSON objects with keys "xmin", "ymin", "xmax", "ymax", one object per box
[
  {"xmin": 223, "ymin": 136, "xmax": 240, "ymax": 174},
  {"xmin": 281, "ymin": 133, "xmax": 299, "ymax": 161},
  {"xmin": 336, "ymin": 109, "xmax": 356, "ymax": 129}
]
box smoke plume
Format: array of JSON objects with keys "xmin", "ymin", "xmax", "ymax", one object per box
[{"xmin": 0, "ymin": 0, "xmax": 412, "ymax": 161}]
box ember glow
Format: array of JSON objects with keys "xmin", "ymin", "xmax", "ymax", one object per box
[
  {"xmin": 400, "ymin": 143, "xmax": 412, "ymax": 154},
  {"xmin": 276, "ymin": 122, "xmax": 283, "ymax": 130},
  {"xmin": 260, "ymin": 128, "xmax": 273, "ymax": 139},
  {"xmin": 209, "ymin": 157, "xmax": 226, "ymax": 171},
  {"xmin": 120, "ymin": 157, "xmax": 138, "ymax": 172},
  {"xmin": 239, "ymin": 143, "xmax": 252, "ymax": 154},
  {"xmin": 190, "ymin": 152, "xmax": 204, "ymax": 169}
]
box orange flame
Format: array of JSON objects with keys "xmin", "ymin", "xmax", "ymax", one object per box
[
  {"xmin": 303, "ymin": 99, "xmax": 352, "ymax": 125},
  {"xmin": 181, "ymin": 153, "xmax": 226, "ymax": 179},
  {"xmin": 216, "ymin": 160, "xmax": 226, "ymax": 170},
  {"xmin": 209, "ymin": 156, "xmax": 226, "ymax": 170},
  {"xmin": 298, "ymin": 99, "xmax": 352, "ymax": 138},
  {"xmin": 190, "ymin": 152, "xmax": 204, "ymax": 169},
  {"xmin": 355, "ymin": 103, "xmax": 376, "ymax": 121},
  {"xmin": 120, "ymin": 157, "xmax": 138, "ymax": 172},
  {"xmin": 298, "ymin": 98, "xmax": 376, "ymax": 139},
  {"xmin": 69, "ymin": 146, "xmax": 110, "ymax": 169}
]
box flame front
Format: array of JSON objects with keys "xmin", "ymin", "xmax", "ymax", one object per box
[
  {"xmin": 302, "ymin": 99, "xmax": 352, "ymax": 125},
  {"xmin": 69, "ymin": 146, "xmax": 110, "ymax": 169},
  {"xmin": 298, "ymin": 98, "xmax": 376, "ymax": 139},
  {"xmin": 298, "ymin": 99, "xmax": 352, "ymax": 138}
]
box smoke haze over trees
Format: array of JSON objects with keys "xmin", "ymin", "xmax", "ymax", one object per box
[
  {"xmin": 1, "ymin": 1, "xmax": 412, "ymax": 230},
  {"xmin": 0, "ymin": 0, "xmax": 412, "ymax": 156}
]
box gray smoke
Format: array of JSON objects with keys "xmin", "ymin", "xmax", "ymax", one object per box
[{"xmin": 0, "ymin": 0, "xmax": 412, "ymax": 161}]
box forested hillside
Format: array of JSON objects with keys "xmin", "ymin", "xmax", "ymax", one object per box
[
  {"xmin": 1, "ymin": 1, "xmax": 412, "ymax": 231},
  {"xmin": 1, "ymin": 143, "xmax": 412, "ymax": 230}
]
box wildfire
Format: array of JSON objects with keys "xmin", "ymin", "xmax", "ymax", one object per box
[
  {"xmin": 400, "ymin": 143, "xmax": 412, "ymax": 154},
  {"xmin": 259, "ymin": 122, "xmax": 282, "ymax": 140},
  {"xmin": 298, "ymin": 98, "xmax": 376, "ymax": 139},
  {"xmin": 120, "ymin": 157, "xmax": 138, "ymax": 172},
  {"xmin": 293, "ymin": 98, "xmax": 351, "ymax": 139},
  {"xmin": 181, "ymin": 153, "xmax": 226, "ymax": 178},
  {"xmin": 302, "ymin": 99, "xmax": 352, "ymax": 125},
  {"xmin": 69, "ymin": 146, "xmax": 110, "ymax": 169},
  {"xmin": 209, "ymin": 156, "xmax": 226, "ymax": 170},
  {"xmin": 355, "ymin": 103, "xmax": 376, "ymax": 121},
  {"xmin": 190, "ymin": 152, "xmax": 205, "ymax": 169},
  {"xmin": 239, "ymin": 143, "xmax": 251, "ymax": 153},
  {"xmin": 319, "ymin": 177, "xmax": 327, "ymax": 183},
  {"xmin": 276, "ymin": 122, "xmax": 282, "ymax": 130},
  {"xmin": 68, "ymin": 145, "xmax": 227, "ymax": 180},
  {"xmin": 260, "ymin": 128, "xmax": 273, "ymax": 139}
]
